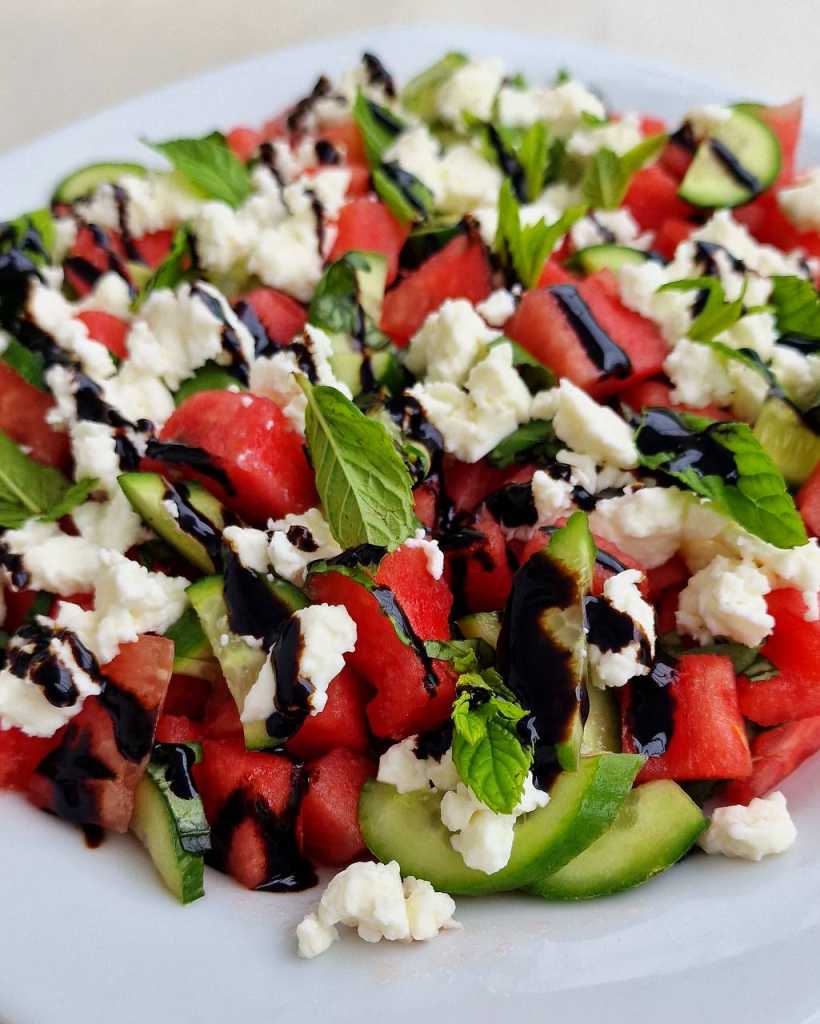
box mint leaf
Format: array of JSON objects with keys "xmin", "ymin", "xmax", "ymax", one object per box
[
  {"xmin": 146, "ymin": 133, "xmax": 250, "ymax": 207},
  {"xmin": 659, "ymin": 277, "xmax": 746, "ymax": 341},
  {"xmin": 424, "ymin": 638, "xmax": 495, "ymax": 674},
  {"xmin": 769, "ymin": 275, "xmax": 820, "ymax": 342},
  {"xmin": 1, "ymin": 338, "xmax": 45, "ymax": 389},
  {"xmin": 300, "ymin": 381, "xmax": 418, "ymax": 549},
  {"xmin": 401, "ymin": 52, "xmax": 468, "ymax": 122},
  {"xmin": 133, "ymin": 223, "xmax": 194, "ymax": 308},
  {"xmin": 487, "ymin": 419, "xmax": 560, "ymax": 468},
  {"xmin": 309, "ymin": 252, "xmax": 370, "ymax": 335},
  {"xmin": 451, "ymin": 674, "xmax": 532, "ymax": 814},
  {"xmin": 495, "ymin": 180, "xmax": 586, "ymax": 289},
  {"xmin": 659, "ymin": 631, "xmax": 779, "ymax": 680},
  {"xmin": 0, "ymin": 430, "xmax": 97, "ymax": 528},
  {"xmin": 582, "ymin": 134, "xmax": 667, "ymax": 209},
  {"xmin": 352, "ymin": 92, "xmax": 405, "ymax": 166},
  {"xmin": 472, "ymin": 119, "xmax": 553, "ymax": 203},
  {"xmin": 0, "ymin": 208, "xmax": 55, "ymax": 267},
  {"xmin": 635, "ymin": 409, "xmax": 807, "ymax": 548},
  {"xmin": 517, "ymin": 121, "xmax": 551, "ymax": 203}
]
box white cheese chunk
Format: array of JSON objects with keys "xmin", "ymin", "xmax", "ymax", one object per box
[
  {"xmin": 684, "ymin": 104, "xmax": 733, "ymax": 139},
  {"xmin": 267, "ymin": 507, "xmax": 342, "ymax": 584},
  {"xmin": 566, "ymin": 113, "xmax": 644, "ymax": 158},
  {"xmin": 404, "ymin": 529, "xmax": 444, "ymax": 580},
  {"xmin": 436, "ymin": 57, "xmax": 505, "ymax": 125},
  {"xmin": 590, "ymin": 486, "xmax": 690, "ymax": 569},
  {"xmin": 589, "ymin": 569, "xmax": 656, "ymax": 690},
  {"xmin": 699, "ymin": 791, "xmax": 797, "ymax": 861},
  {"xmin": 476, "ymin": 289, "xmax": 517, "ymax": 326},
  {"xmin": 405, "ymin": 299, "xmax": 498, "ymax": 386},
  {"xmin": 3, "ymin": 520, "xmax": 102, "ymax": 595},
  {"xmin": 377, "ymin": 736, "xmax": 459, "ymax": 794},
  {"xmin": 676, "ymin": 555, "xmax": 774, "ymax": 647},
  {"xmin": 551, "ymin": 379, "xmax": 639, "ymax": 469}
]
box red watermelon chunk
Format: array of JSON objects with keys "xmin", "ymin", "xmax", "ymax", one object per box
[
  {"xmin": 797, "ymin": 463, "xmax": 820, "ymax": 537},
  {"xmin": 0, "ymin": 364, "xmax": 70, "ymax": 470},
  {"xmin": 329, "ymin": 197, "xmax": 408, "ymax": 284},
  {"xmin": 237, "ymin": 287, "xmax": 306, "ymax": 346},
  {"xmin": 623, "ymin": 164, "xmax": 694, "ymax": 231},
  {"xmin": 286, "ymin": 667, "xmax": 371, "ymax": 761},
  {"xmin": 443, "ymin": 507, "xmax": 514, "ymax": 615},
  {"xmin": 298, "ymin": 747, "xmax": 375, "ymax": 866},
  {"xmin": 721, "ymin": 715, "xmax": 820, "ymax": 807}
]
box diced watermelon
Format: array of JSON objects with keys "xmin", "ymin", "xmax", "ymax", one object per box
[
  {"xmin": 756, "ymin": 98, "xmax": 803, "ymax": 185},
  {"xmin": 721, "ymin": 716, "xmax": 820, "ymax": 806},
  {"xmin": 0, "ymin": 363, "xmax": 70, "ymax": 469},
  {"xmin": 64, "ymin": 225, "xmax": 130, "ymax": 297},
  {"xmin": 343, "ymin": 164, "xmax": 372, "ymax": 198},
  {"xmin": 797, "ymin": 462, "xmax": 820, "ymax": 537},
  {"xmin": 623, "ymin": 164, "xmax": 694, "ymax": 231},
  {"xmin": 737, "ymin": 589, "xmax": 820, "ymax": 725},
  {"xmin": 286, "ymin": 667, "xmax": 371, "ymax": 761},
  {"xmin": 622, "ymin": 653, "xmax": 752, "ymax": 783},
  {"xmin": 442, "ymin": 455, "xmax": 535, "ymax": 515},
  {"xmin": 318, "ymin": 119, "xmax": 368, "ymax": 166},
  {"xmin": 0, "ymin": 728, "xmax": 60, "ymax": 791},
  {"xmin": 620, "ymin": 379, "xmax": 733, "ymax": 421},
  {"xmin": 226, "ymin": 126, "xmax": 263, "ymax": 161},
  {"xmin": 202, "ymin": 677, "xmax": 243, "ymax": 741},
  {"xmin": 412, "ymin": 479, "xmax": 439, "ymax": 530},
  {"xmin": 444, "ymin": 507, "xmax": 514, "ymax": 615},
  {"xmin": 659, "ymin": 141, "xmax": 693, "ymax": 183},
  {"xmin": 147, "ymin": 390, "xmax": 317, "ymax": 524},
  {"xmin": 238, "ymin": 287, "xmax": 306, "ymax": 346},
  {"xmin": 380, "ymin": 232, "xmax": 492, "ymax": 345},
  {"xmin": 652, "ymin": 217, "xmax": 695, "ymax": 259},
  {"xmin": 645, "ymin": 555, "xmax": 689, "ymax": 602},
  {"xmin": 194, "ymin": 739, "xmax": 311, "ymax": 890},
  {"xmin": 298, "ymin": 748, "xmax": 375, "ymax": 866},
  {"xmin": 74, "ymin": 310, "xmax": 129, "ymax": 359},
  {"xmin": 506, "ymin": 277, "xmax": 667, "ymax": 399},
  {"xmin": 163, "ymin": 674, "xmax": 210, "ymax": 719},
  {"xmin": 154, "ymin": 714, "xmax": 203, "ymax": 743},
  {"xmin": 735, "ymin": 188, "xmax": 820, "ymax": 260},
  {"xmin": 4, "ymin": 588, "xmax": 40, "ymax": 633},
  {"xmin": 537, "ymin": 258, "xmax": 576, "ymax": 287},
  {"xmin": 329, "ymin": 197, "xmax": 408, "ymax": 284},
  {"xmin": 28, "ymin": 635, "xmax": 174, "ymax": 831},
  {"xmin": 307, "ymin": 545, "xmax": 457, "ymax": 739},
  {"xmin": 655, "ymin": 587, "xmax": 680, "ymax": 635},
  {"xmin": 132, "ymin": 230, "xmax": 174, "ymax": 268}
]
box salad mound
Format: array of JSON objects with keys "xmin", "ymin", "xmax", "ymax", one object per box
[{"xmin": 0, "ymin": 49, "xmax": 819, "ymax": 960}]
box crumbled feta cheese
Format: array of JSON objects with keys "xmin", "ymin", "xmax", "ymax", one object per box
[
  {"xmin": 55, "ymin": 550, "xmax": 189, "ymax": 663},
  {"xmin": 717, "ymin": 311, "xmax": 777, "ymax": 361},
  {"xmin": 246, "ymin": 190, "xmax": 324, "ymax": 301},
  {"xmin": 3, "ymin": 519, "xmax": 102, "ymax": 595},
  {"xmin": 103, "ymin": 360, "xmax": 176, "ymax": 428},
  {"xmin": 476, "ymin": 289, "xmax": 517, "ymax": 326},
  {"xmin": 72, "ymin": 491, "xmax": 150, "ymax": 554},
  {"xmin": 222, "ymin": 525, "xmax": 270, "ymax": 574},
  {"xmin": 664, "ymin": 338, "xmax": 733, "ymax": 408},
  {"xmin": 497, "ymin": 80, "xmax": 605, "ymax": 134},
  {"xmin": 732, "ymin": 532, "xmax": 820, "ymax": 622},
  {"xmin": 531, "ymin": 469, "xmax": 575, "ymax": 526},
  {"xmin": 617, "ymin": 258, "xmax": 695, "ymax": 344},
  {"xmin": 0, "ymin": 623, "xmax": 103, "ymax": 737},
  {"xmin": 436, "ymin": 57, "xmax": 505, "ymax": 125},
  {"xmin": 440, "ymin": 775, "xmax": 549, "ymax": 874},
  {"xmin": 588, "ymin": 569, "xmax": 656, "ymax": 690},
  {"xmin": 770, "ymin": 344, "xmax": 820, "ymax": 409},
  {"xmin": 27, "ymin": 281, "xmax": 117, "ymax": 381},
  {"xmin": 437, "ymin": 145, "xmax": 503, "ymax": 214},
  {"xmin": 385, "ymin": 125, "xmax": 443, "ymax": 196},
  {"xmin": 590, "ymin": 486, "xmax": 690, "ymax": 568},
  {"xmin": 677, "ymin": 555, "xmax": 773, "ymax": 647},
  {"xmin": 297, "ymin": 860, "xmax": 458, "ymax": 958},
  {"xmin": 405, "ymin": 299, "xmax": 498, "ymax": 385},
  {"xmin": 193, "ymin": 201, "xmax": 257, "ymax": 275},
  {"xmin": 778, "ymin": 169, "xmax": 820, "ymax": 232},
  {"xmin": 267, "ymin": 507, "xmax": 342, "ymax": 584},
  {"xmin": 75, "ymin": 272, "xmax": 133, "ymax": 318},
  {"xmin": 570, "ymin": 208, "xmax": 651, "ymax": 251},
  {"xmin": 409, "ymin": 342, "xmax": 532, "ymax": 463},
  {"xmin": 693, "ymin": 211, "xmax": 809, "ymax": 278},
  {"xmin": 76, "ymin": 173, "xmax": 201, "ymax": 236},
  {"xmin": 68, "ymin": 420, "xmax": 122, "ymax": 495},
  {"xmin": 377, "ymin": 736, "xmax": 459, "ymax": 794},
  {"xmin": 404, "ymin": 529, "xmax": 444, "ymax": 580},
  {"xmin": 551, "ymin": 379, "xmax": 639, "ymax": 469},
  {"xmin": 684, "ymin": 104, "xmax": 733, "ymax": 139},
  {"xmin": 566, "ymin": 112, "xmax": 644, "ymax": 158},
  {"xmin": 699, "ymin": 791, "xmax": 797, "ymax": 861}
]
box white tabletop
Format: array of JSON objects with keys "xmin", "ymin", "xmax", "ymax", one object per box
[{"xmin": 1, "ymin": 0, "xmax": 819, "ymax": 154}]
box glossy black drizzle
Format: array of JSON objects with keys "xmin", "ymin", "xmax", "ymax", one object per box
[
  {"xmin": 637, "ymin": 407, "xmax": 739, "ymax": 483},
  {"xmin": 379, "ymin": 162, "xmax": 429, "ymax": 217},
  {"xmin": 414, "ymin": 721, "xmax": 454, "ymax": 762},
  {"xmin": 36, "ymin": 725, "xmax": 115, "ymax": 825},
  {"xmin": 549, "ymin": 284, "xmax": 632, "ymax": 379},
  {"xmin": 98, "ymin": 682, "xmax": 156, "ymax": 763},
  {"xmin": 371, "ymin": 585, "xmax": 440, "ymax": 696},
  {"xmin": 144, "ymin": 441, "xmax": 236, "ymax": 494},
  {"xmin": 7, "ymin": 622, "xmax": 99, "ymax": 708},
  {"xmin": 625, "ymin": 650, "xmax": 678, "ymax": 757},
  {"xmin": 163, "ymin": 482, "xmax": 223, "ymax": 566},
  {"xmin": 485, "ymin": 483, "xmax": 537, "ymax": 529},
  {"xmin": 286, "ymin": 525, "xmax": 318, "ymax": 552},
  {"xmin": 264, "ymin": 617, "xmax": 310, "ymax": 740},
  {"xmin": 190, "ymin": 285, "xmax": 249, "ymax": 384},
  {"xmin": 323, "ymin": 544, "xmax": 387, "ymax": 569},
  {"xmin": 362, "ymin": 52, "xmax": 396, "ymax": 97},
  {"xmin": 222, "ymin": 547, "xmax": 294, "ymax": 646},
  {"xmin": 152, "ymin": 743, "xmax": 199, "ymax": 800},
  {"xmin": 709, "ymin": 139, "xmax": 761, "ymax": 194}
]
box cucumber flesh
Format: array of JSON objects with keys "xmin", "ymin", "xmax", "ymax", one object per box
[
  {"xmin": 753, "ymin": 396, "xmax": 820, "ymax": 486},
  {"xmin": 118, "ymin": 471, "xmax": 225, "ymax": 573},
  {"xmin": 353, "ymin": 250, "xmax": 388, "ymax": 323},
  {"xmin": 569, "ymin": 244, "xmax": 651, "ymax": 275},
  {"xmin": 526, "ymin": 780, "xmax": 707, "ymax": 900},
  {"xmin": 164, "ymin": 607, "xmax": 221, "ymax": 682},
  {"xmin": 53, "ymin": 161, "xmax": 147, "ymax": 204},
  {"xmin": 174, "ymin": 363, "xmax": 246, "ymax": 406},
  {"xmin": 581, "ymin": 685, "xmax": 620, "ymax": 755},
  {"xmin": 456, "ymin": 611, "xmax": 502, "ymax": 649},
  {"xmin": 678, "ymin": 108, "xmax": 781, "ymax": 208},
  {"xmin": 358, "ymin": 753, "xmax": 644, "ymax": 896}
]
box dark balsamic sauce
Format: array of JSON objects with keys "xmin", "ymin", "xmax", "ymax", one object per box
[
  {"xmin": 163, "ymin": 482, "xmax": 223, "ymax": 566},
  {"xmin": 414, "ymin": 721, "xmax": 454, "ymax": 762},
  {"xmin": 709, "ymin": 139, "xmax": 761, "ymax": 194},
  {"xmin": 82, "ymin": 824, "xmax": 106, "ymax": 848},
  {"xmin": 286, "ymin": 76, "xmax": 333, "ymax": 132},
  {"xmin": 111, "ymin": 185, "xmax": 141, "ymax": 261},
  {"xmin": 384, "ymin": 394, "xmax": 443, "ymax": 464},
  {"xmin": 778, "ymin": 332, "xmax": 820, "ymax": 356},
  {"xmin": 207, "ymin": 759, "xmax": 317, "ymax": 892},
  {"xmin": 625, "ymin": 650, "xmax": 678, "ymax": 757},
  {"xmin": 233, "ymin": 298, "xmax": 271, "ymax": 358},
  {"xmin": 264, "ymin": 617, "xmax": 310, "ymax": 740},
  {"xmin": 584, "ymin": 596, "xmax": 652, "ymax": 668},
  {"xmin": 362, "ymin": 52, "xmax": 396, "ymax": 97},
  {"xmin": 323, "ymin": 544, "xmax": 387, "ymax": 569},
  {"xmin": 286, "ymin": 525, "xmax": 318, "ymax": 552},
  {"xmin": 6, "ymin": 622, "xmax": 94, "ymax": 707},
  {"xmin": 594, "ymin": 549, "xmax": 627, "ymax": 576},
  {"xmin": 636, "ymin": 407, "xmax": 739, "ymax": 483},
  {"xmin": 371, "ymin": 585, "xmax": 440, "ymax": 695},
  {"xmin": 694, "ymin": 239, "xmax": 746, "ymax": 276},
  {"xmin": 497, "ymin": 548, "xmax": 584, "ymax": 790},
  {"xmin": 487, "ymin": 124, "xmax": 527, "ymax": 202},
  {"xmin": 36, "ymin": 725, "xmax": 115, "ymax": 824},
  {"xmin": 379, "ymin": 162, "xmax": 429, "ymax": 217},
  {"xmin": 97, "ymin": 683, "xmax": 156, "ymax": 763},
  {"xmin": 485, "ymin": 483, "xmax": 537, "ymax": 529},
  {"xmin": 549, "ymin": 284, "xmax": 632, "ymax": 379},
  {"xmin": 669, "ymin": 122, "xmax": 697, "ymax": 153},
  {"xmin": 144, "ymin": 440, "xmax": 236, "ymax": 494},
  {"xmin": 437, "ymin": 524, "xmax": 495, "ymax": 619},
  {"xmin": 152, "ymin": 743, "xmax": 199, "ymax": 800},
  {"xmin": 190, "ymin": 285, "xmax": 249, "ymax": 385},
  {"xmin": 0, "ymin": 545, "xmax": 30, "ymax": 589},
  {"xmin": 314, "ymin": 139, "xmax": 341, "ymax": 165},
  {"xmin": 222, "ymin": 547, "xmax": 293, "ymax": 646}
]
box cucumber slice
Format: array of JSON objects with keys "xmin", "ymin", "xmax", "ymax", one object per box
[
  {"xmin": 130, "ymin": 743, "xmax": 209, "ymax": 905},
  {"xmin": 456, "ymin": 611, "xmax": 502, "ymax": 649},
  {"xmin": 353, "ymin": 250, "xmax": 388, "ymax": 323},
  {"xmin": 118, "ymin": 472, "xmax": 226, "ymax": 573},
  {"xmin": 174, "ymin": 363, "xmax": 246, "ymax": 406},
  {"xmin": 526, "ymin": 780, "xmax": 707, "ymax": 900},
  {"xmin": 581, "ymin": 685, "xmax": 620, "ymax": 755},
  {"xmin": 358, "ymin": 753, "xmax": 643, "ymax": 896},
  {"xmin": 164, "ymin": 608, "xmax": 221, "ymax": 682},
  {"xmin": 327, "ymin": 335, "xmax": 397, "ymax": 397},
  {"xmin": 568, "ymin": 244, "xmax": 652, "ymax": 275},
  {"xmin": 52, "ymin": 161, "xmax": 148, "ymax": 204},
  {"xmin": 753, "ymin": 396, "xmax": 820, "ymax": 486},
  {"xmin": 678, "ymin": 108, "xmax": 781, "ymax": 208},
  {"xmin": 187, "ymin": 573, "xmax": 308, "ymax": 749}
]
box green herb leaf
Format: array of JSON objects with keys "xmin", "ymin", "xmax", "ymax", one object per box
[
  {"xmin": 132, "ymin": 223, "xmax": 195, "ymax": 308},
  {"xmin": 451, "ymin": 674, "xmax": 532, "ymax": 814},
  {"xmin": 659, "ymin": 631, "xmax": 779, "ymax": 680},
  {"xmin": 769, "ymin": 275, "xmax": 820, "ymax": 341},
  {"xmin": 146, "ymin": 133, "xmax": 250, "ymax": 207},
  {"xmin": 0, "ymin": 208, "xmax": 55, "ymax": 267},
  {"xmin": 352, "ymin": 92, "xmax": 405, "ymax": 166},
  {"xmin": 582, "ymin": 134, "xmax": 667, "ymax": 209},
  {"xmin": 372, "ymin": 163, "xmax": 434, "ymax": 225},
  {"xmin": 495, "ymin": 179, "xmax": 586, "ymax": 289},
  {"xmin": 659, "ymin": 277, "xmax": 746, "ymax": 341},
  {"xmin": 309, "ymin": 252, "xmax": 371, "ymax": 335},
  {"xmin": 424, "ymin": 638, "xmax": 495, "ymax": 674},
  {"xmin": 401, "ymin": 52, "xmax": 468, "ymax": 122},
  {"xmin": 487, "ymin": 419, "xmax": 560, "ymax": 468},
  {"xmin": 0, "ymin": 430, "xmax": 96, "ymax": 528},
  {"xmin": 518, "ymin": 121, "xmax": 551, "ymax": 203},
  {"xmin": 300, "ymin": 380, "xmax": 418, "ymax": 549},
  {"xmin": 635, "ymin": 409, "xmax": 807, "ymax": 548},
  {"xmin": 1, "ymin": 338, "xmax": 45, "ymax": 389}
]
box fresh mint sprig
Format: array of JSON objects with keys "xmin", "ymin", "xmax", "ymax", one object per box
[
  {"xmin": 0, "ymin": 430, "xmax": 97, "ymax": 529},
  {"xmin": 581, "ymin": 133, "xmax": 667, "ymax": 209},
  {"xmin": 146, "ymin": 132, "xmax": 251, "ymax": 207}
]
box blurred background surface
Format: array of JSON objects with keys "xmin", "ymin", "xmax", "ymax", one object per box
[{"xmin": 1, "ymin": 0, "xmax": 819, "ymax": 152}]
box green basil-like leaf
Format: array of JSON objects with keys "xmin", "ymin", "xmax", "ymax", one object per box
[
  {"xmin": 659, "ymin": 276, "xmax": 746, "ymax": 341},
  {"xmin": 300, "ymin": 380, "xmax": 418, "ymax": 549},
  {"xmin": 308, "ymin": 252, "xmax": 370, "ymax": 335},
  {"xmin": 352, "ymin": 92, "xmax": 405, "ymax": 167},
  {"xmin": 401, "ymin": 52, "xmax": 468, "ymax": 122},
  {"xmin": 470, "ymin": 119, "xmax": 554, "ymax": 203},
  {"xmin": 582, "ymin": 134, "xmax": 667, "ymax": 209},
  {"xmin": 372, "ymin": 163, "xmax": 434, "ymax": 225},
  {"xmin": 146, "ymin": 133, "xmax": 250, "ymax": 207},
  {"xmin": 0, "ymin": 208, "xmax": 55, "ymax": 267},
  {"xmin": 635, "ymin": 409, "xmax": 807, "ymax": 548},
  {"xmin": 40, "ymin": 478, "xmax": 99, "ymax": 522},
  {"xmin": 424, "ymin": 638, "xmax": 495, "ymax": 674},
  {"xmin": 495, "ymin": 179, "xmax": 586, "ymax": 289},
  {"xmin": 0, "ymin": 430, "xmax": 97, "ymax": 528},
  {"xmin": 133, "ymin": 223, "xmax": 195, "ymax": 308},
  {"xmin": 451, "ymin": 678, "xmax": 532, "ymax": 814},
  {"xmin": 1, "ymin": 337, "xmax": 45, "ymax": 389},
  {"xmin": 659, "ymin": 631, "xmax": 779, "ymax": 680},
  {"xmin": 769, "ymin": 275, "xmax": 820, "ymax": 342},
  {"xmin": 487, "ymin": 419, "xmax": 560, "ymax": 468}
]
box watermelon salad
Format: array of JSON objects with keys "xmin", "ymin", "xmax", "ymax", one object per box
[{"xmin": 0, "ymin": 49, "xmax": 819, "ymax": 960}]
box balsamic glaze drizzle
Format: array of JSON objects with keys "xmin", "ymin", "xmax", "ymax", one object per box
[
  {"xmin": 549, "ymin": 284, "xmax": 633, "ymax": 379},
  {"xmin": 152, "ymin": 743, "xmax": 200, "ymax": 800},
  {"xmin": 162, "ymin": 481, "xmax": 223, "ymax": 566},
  {"xmin": 371, "ymin": 585, "xmax": 440, "ymax": 695},
  {"xmin": 709, "ymin": 139, "xmax": 761, "ymax": 194},
  {"xmin": 144, "ymin": 440, "xmax": 236, "ymax": 494},
  {"xmin": 222, "ymin": 546, "xmax": 293, "ymax": 645},
  {"xmin": 625, "ymin": 650, "xmax": 679, "ymax": 757},
  {"xmin": 636, "ymin": 407, "xmax": 739, "ymax": 483}
]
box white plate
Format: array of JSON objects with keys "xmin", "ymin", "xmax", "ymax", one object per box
[{"xmin": 2, "ymin": 25, "xmax": 820, "ymax": 1024}]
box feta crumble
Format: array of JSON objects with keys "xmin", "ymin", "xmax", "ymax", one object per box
[
  {"xmin": 676, "ymin": 556, "xmax": 774, "ymax": 648},
  {"xmin": 404, "ymin": 529, "xmax": 444, "ymax": 580},
  {"xmin": 699, "ymin": 791, "xmax": 797, "ymax": 861},
  {"xmin": 778, "ymin": 169, "xmax": 820, "ymax": 232},
  {"xmin": 267, "ymin": 508, "xmax": 342, "ymax": 584},
  {"xmin": 405, "ymin": 299, "xmax": 499, "ymax": 386},
  {"xmin": 550, "ymin": 379, "xmax": 639, "ymax": 469}
]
